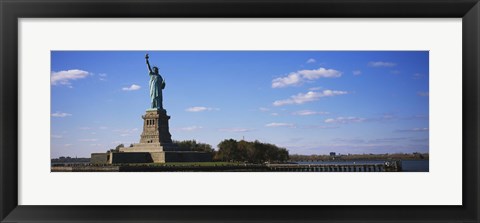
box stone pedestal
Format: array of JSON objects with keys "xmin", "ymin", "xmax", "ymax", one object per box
[
  {"xmin": 140, "ymin": 109, "xmax": 172, "ymax": 144},
  {"xmin": 118, "ymin": 108, "xmax": 189, "ymax": 152}
]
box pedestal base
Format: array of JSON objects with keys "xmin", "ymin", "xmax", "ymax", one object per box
[
  {"xmin": 93, "ymin": 151, "xmax": 212, "ymax": 164},
  {"xmin": 118, "ymin": 142, "xmax": 189, "ymax": 152}
]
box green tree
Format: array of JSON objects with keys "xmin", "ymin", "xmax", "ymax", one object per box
[
  {"xmin": 216, "ymin": 139, "xmax": 289, "ymax": 163},
  {"xmin": 173, "ymin": 140, "xmax": 215, "ymax": 159},
  {"xmin": 173, "ymin": 140, "xmax": 214, "ymax": 152},
  {"xmin": 216, "ymin": 139, "xmax": 238, "ymax": 161}
]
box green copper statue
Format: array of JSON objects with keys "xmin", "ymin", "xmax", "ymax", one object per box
[{"xmin": 145, "ymin": 54, "xmax": 166, "ymax": 110}]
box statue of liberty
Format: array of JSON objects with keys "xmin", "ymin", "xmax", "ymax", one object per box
[{"xmin": 145, "ymin": 54, "xmax": 166, "ymax": 110}]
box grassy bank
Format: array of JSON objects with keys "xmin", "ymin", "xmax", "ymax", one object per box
[{"xmin": 122, "ymin": 162, "xmax": 242, "ymax": 167}]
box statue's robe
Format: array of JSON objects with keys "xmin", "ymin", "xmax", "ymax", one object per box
[{"xmin": 149, "ymin": 72, "xmax": 164, "ymax": 109}]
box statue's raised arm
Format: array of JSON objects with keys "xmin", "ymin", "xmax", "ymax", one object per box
[{"xmin": 145, "ymin": 54, "xmax": 153, "ymax": 73}]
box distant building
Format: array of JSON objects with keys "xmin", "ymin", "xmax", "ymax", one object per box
[{"xmin": 330, "ymin": 152, "xmax": 336, "ymax": 157}]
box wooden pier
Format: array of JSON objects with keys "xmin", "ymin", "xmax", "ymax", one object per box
[
  {"xmin": 266, "ymin": 161, "xmax": 402, "ymax": 172},
  {"xmin": 51, "ymin": 161, "xmax": 402, "ymax": 172}
]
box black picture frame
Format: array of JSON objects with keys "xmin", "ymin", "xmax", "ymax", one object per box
[{"xmin": 1, "ymin": 0, "xmax": 479, "ymax": 222}]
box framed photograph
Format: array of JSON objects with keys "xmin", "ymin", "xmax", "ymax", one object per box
[
  {"xmin": 1, "ymin": 0, "xmax": 479, "ymax": 222},
  {"xmin": 50, "ymin": 50, "xmax": 426, "ymax": 173}
]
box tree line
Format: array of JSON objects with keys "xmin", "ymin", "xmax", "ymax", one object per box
[
  {"xmin": 173, "ymin": 140, "xmax": 215, "ymax": 153},
  {"xmin": 174, "ymin": 139, "xmax": 289, "ymax": 163}
]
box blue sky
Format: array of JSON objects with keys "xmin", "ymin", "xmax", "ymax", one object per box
[{"xmin": 51, "ymin": 51, "xmax": 429, "ymax": 158}]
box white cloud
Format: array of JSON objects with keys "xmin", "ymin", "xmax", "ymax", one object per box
[
  {"xmin": 51, "ymin": 69, "xmax": 90, "ymax": 85},
  {"xmin": 265, "ymin": 122, "xmax": 295, "ymax": 127},
  {"xmin": 51, "ymin": 112, "xmax": 72, "ymax": 118},
  {"xmin": 122, "ymin": 84, "xmax": 141, "ymax": 91},
  {"xmin": 395, "ymin": 128, "xmax": 429, "ymax": 133},
  {"xmin": 258, "ymin": 107, "xmax": 270, "ymax": 112},
  {"xmin": 98, "ymin": 73, "xmax": 107, "ymax": 81},
  {"xmin": 78, "ymin": 139, "xmax": 98, "ymax": 142},
  {"xmin": 404, "ymin": 114, "xmax": 429, "ymax": 120},
  {"xmin": 79, "ymin": 127, "xmax": 91, "ymax": 130},
  {"xmin": 273, "ymin": 90, "xmax": 347, "ymax": 106},
  {"xmin": 324, "ymin": 116, "xmax": 366, "ymax": 124},
  {"xmin": 64, "ymin": 144, "xmax": 73, "ymax": 147},
  {"xmin": 270, "ymin": 112, "xmax": 279, "ymax": 116},
  {"xmin": 219, "ymin": 128, "xmax": 253, "ymax": 133},
  {"xmin": 302, "ymin": 125, "xmax": 339, "ymax": 129},
  {"xmin": 114, "ymin": 128, "xmax": 139, "ymax": 136},
  {"xmin": 353, "ymin": 70, "xmax": 362, "ymax": 76},
  {"xmin": 410, "ymin": 138, "xmax": 429, "ymax": 142},
  {"xmin": 272, "ymin": 67, "xmax": 342, "ymax": 88},
  {"xmin": 368, "ymin": 61, "xmax": 396, "ymax": 67},
  {"xmin": 417, "ymin": 91, "xmax": 429, "ymax": 97},
  {"xmin": 179, "ymin": 126, "xmax": 203, "ymax": 131},
  {"xmin": 185, "ymin": 106, "xmax": 218, "ymax": 112},
  {"xmin": 306, "ymin": 58, "xmax": 316, "ymax": 63},
  {"xmin": 292, "ymin": 110, "xmax": 329, "ymax": 116},
  {"xmin": 114, "ymin": 128, "xmax": 138, "ymax": 132},
  {"xmin": 308, "ymin": 87, "xmax": 322, "ymax": 91},
  {"xmin": 51, "ymin": 135, "xmax": 63, "ymax": 139},
  {"xmin": 331, "ymin": 137, "xmax": 411, "ymax": 145}
]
